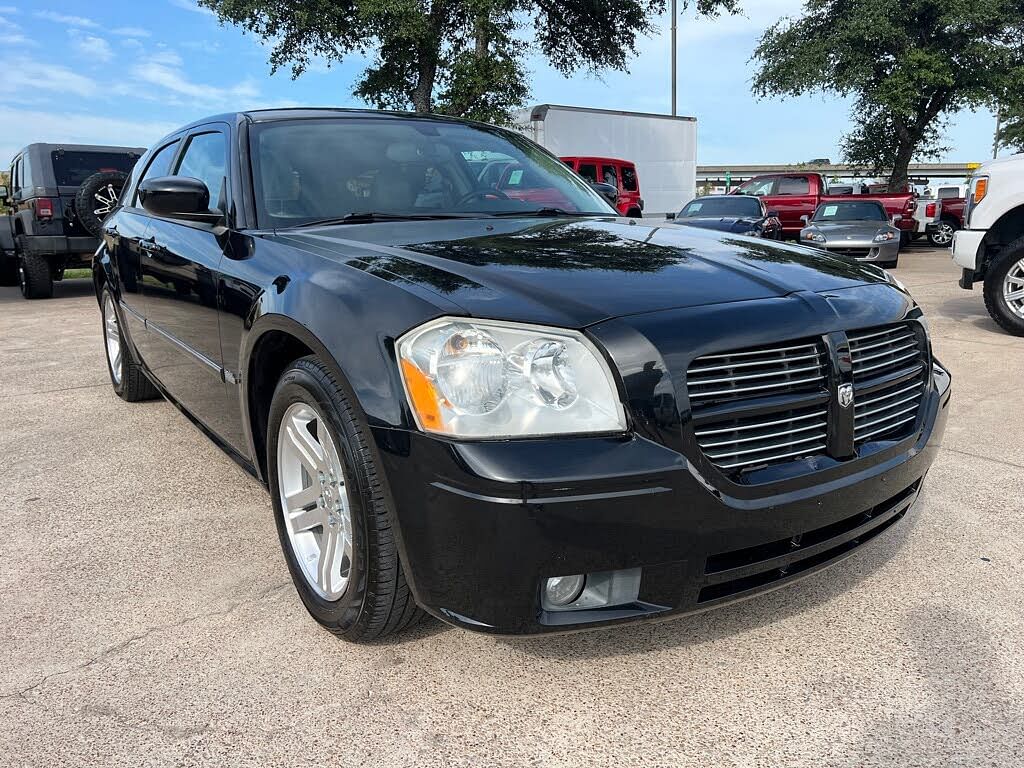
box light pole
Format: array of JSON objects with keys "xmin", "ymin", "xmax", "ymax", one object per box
[{"xmin": 671, "ymin": 0, "xmax": 677, "ymax": 116}]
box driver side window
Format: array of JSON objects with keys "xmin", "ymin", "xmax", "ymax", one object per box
[{"xmin": 131, "ymin": 140, "xmax": 180, "ymax": 207}]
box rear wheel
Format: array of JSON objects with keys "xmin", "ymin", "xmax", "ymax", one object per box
[
  {"xmin": 18, "ymin": 253, "xmax": 52, "ymax": 299},
  {"xmin": 267, "ymin": 356, "xmax": 423, "ymax": 641},
  {"xmin": 983, "ymin": 241, "xmax": 1024, "ymax": 336},
  {"xmin": 929, "ymin": 219, "xmax": 957, "ymax": 248}
]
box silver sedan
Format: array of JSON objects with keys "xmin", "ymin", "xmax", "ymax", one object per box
[{"xmin": 799, "ymin": 200, "xmax": 902, "ymax": 268}]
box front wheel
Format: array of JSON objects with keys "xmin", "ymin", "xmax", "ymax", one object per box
[
  {"xmin": 267, "ymin": 356, "xmax": 423, "ymax": 641},
  {"xmin": 983, "ymin": 243, "xmax": 1024, "ymax": 336},
  {"xmin": 929, "ymin": 219, "xmax": 957, "ymax": 248},
  {"xmin": 101, "ymin": 287, "xmax": 160, "ymax": 401}
]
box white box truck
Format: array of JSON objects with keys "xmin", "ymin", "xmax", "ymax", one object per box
[{"xmin": 515, "ymin": 104, "xmax": 697, "ymax": 216}]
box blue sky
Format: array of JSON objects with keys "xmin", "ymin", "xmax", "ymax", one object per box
[{"xmin": 0, "ymin": 0, "xmax": 1004, "ymax": 168}]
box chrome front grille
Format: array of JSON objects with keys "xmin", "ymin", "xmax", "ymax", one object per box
[
  {"xmin": 687, "ymin": 322, "xmax": 930, "ymax": 475},
  {"xmin": 687, "ymin": 340, "xmax": 828, "ymax": 408},
  {"xmin": 694, "ymin": 406, "xmax": 828, "ymax": 471}
]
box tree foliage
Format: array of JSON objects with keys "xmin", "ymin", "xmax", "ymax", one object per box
[
  {"xmin": 199, "ymin": 0, "xmax": 739, "ymax": 123},
  {"xmin": 751, "ymin": 0, "xmax": 1024, "ymax": 188}
]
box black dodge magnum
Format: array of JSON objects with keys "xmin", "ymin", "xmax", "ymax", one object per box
[{"xmin": 94, "ymin": 109, "xmax": 951, "ymax": 640}]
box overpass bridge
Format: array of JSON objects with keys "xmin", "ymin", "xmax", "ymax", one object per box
[{"xmin": 697, "ymin": 162, "xmax": 981, "ymax": 184}]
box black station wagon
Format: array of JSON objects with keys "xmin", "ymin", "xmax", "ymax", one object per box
[{"xmin": 94, "ymin": 109, "xmax": 951, "ymax": 640}]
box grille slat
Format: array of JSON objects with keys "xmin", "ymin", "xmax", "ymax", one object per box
[
  {"xmin": 849, "ymin": 323, "xmax": 928, "ymax": 445},
  {"xmin": 687, "ymin": 340, "xmax": 827, "ymax": 408},
  {"xmin": 700, "ymin": 419, "xmax": 827, "ymax": 448},
  {"xmin": 717, "ymin": 443, "xmax": 828, "ymax": 470}
]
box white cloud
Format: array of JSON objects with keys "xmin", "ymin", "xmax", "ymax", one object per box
[
  {"xmin": 33, "ymin": 10, "xmax": 98, "ymax": 28},
  {"xmin": 111, "ymin": 26, "xmax": 150, "ymax": 38},
  {"xmin": 0, "ymin": 61, "xmax": 97, "ymax": 96},
  {"xmin": 151, "ymin": 47, "xmax": 183, "ymax": 66},
  {"xmin": 169, "ymin": 0, "xmax": 216, "ymax": 17},
  {"xmin": 72, "ymin": 34, "xmax": 113, "ymax": 63},
  {"xmin": 0, "ymin": 106, "xmax": 174, "ymax": 165},
  {"xmin": 0, "ymin": 6, "xmax": 18, "ymax": 14},
  {"xmin": 130, "ymin": 60, "xmax": 259, "ymax": 108}
]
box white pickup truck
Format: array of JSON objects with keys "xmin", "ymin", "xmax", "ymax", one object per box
[{"xmin": 952, "ymin": 153, "xmax": 1024, "ymax": 335}]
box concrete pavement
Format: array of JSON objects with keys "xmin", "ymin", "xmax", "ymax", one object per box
[{"xmin": 1, "ymin": 247, "xmax": 1022, "ymax": 767}]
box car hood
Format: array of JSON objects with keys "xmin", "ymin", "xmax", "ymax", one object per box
[
  {"xmin": 674, "ymin": 217, "xmax": 760, "ymax": 234},
  {"xmin": 270, "ymin": 217, "xmax": 895, "ymax": 328},
  {"xmin": 806, "ymin": 222, "xmax": 892, "ymax": 240}
]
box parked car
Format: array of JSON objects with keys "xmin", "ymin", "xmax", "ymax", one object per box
[
  {"xmin": 669, "ymin": 194, "xmax": 782, "ymax": 239},
  {"xmin": 96, "ymin": 108, "xmax": 950, "ymax": 640},
  {"xmin": 799, "ymin": 200, "xmax": 902, "ymax": 268},
  {"xmin": 733, "ymin": 172, "xmax": 917, "ymax": 242},
  {"xmin": 561, "ymin": 156, "xmax": 643, "ymax": 217},
  {"xmin": 912, "ymin": 198, "xmax": 944, "ymax": 243},
  {"xmin": 953, "ymin": 154, "xmax": 1024, "ymax": 334},
  {"xmin": 0, "ymin": 143, "xmax": 144, "ymax": 297},
  {"xmin": 926, "ymin": 186, "xmax": 966, "ymax": 247}
]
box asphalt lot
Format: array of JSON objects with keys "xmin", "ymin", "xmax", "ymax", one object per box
[{"xmin": 1, "ymin": 244, "xmax": 1022, "ymax": 767}]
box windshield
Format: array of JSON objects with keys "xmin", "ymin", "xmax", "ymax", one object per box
[
  {"xmin": 812, "ymin": 201, "xmax": 887, "ymax": 222},
  {"xmin": 50, "ymin": 150, "xmax": 139, "ymax": 187},
  {"xmin": 249, "ymin": 117, "xmax": 616, "ymax": 227},
  {"xmin": 679, "ymin": 196, "xmax": 761, "ymax": 218}
]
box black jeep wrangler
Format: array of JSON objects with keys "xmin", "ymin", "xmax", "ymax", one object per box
[{"xmin": 0, "ymin": 143, "xmax": 143, "ymax": 298}]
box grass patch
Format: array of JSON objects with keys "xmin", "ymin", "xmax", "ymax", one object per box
[{"xmin": 63, "ymin": 268, "xmax": 91, "ymax": 280}]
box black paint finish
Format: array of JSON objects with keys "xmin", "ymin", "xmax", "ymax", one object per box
[{"xmin": 93, "ymin": 109, "xmax": 951, "ymax": 635}]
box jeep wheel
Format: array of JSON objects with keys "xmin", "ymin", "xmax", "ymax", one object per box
[
  {"xmin": 928, "ymin": 220, "xmax": 957, "ymax": 248},
  {"xmin": 19, "ymin": 253, "xmax": 52, "ymax": 299},
  {"xmin": 983, "ymin": 239, "xmax": 1024, "ymax": 336},
  {"xmin": 75, "ymin": 171, "xmax": 129, "ymax": 238},
  {"xmin": 267, "ymin": 356, "xmax": 424, "ymax": 641}
]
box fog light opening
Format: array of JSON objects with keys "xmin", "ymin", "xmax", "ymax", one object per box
[{"xmin": 544, "ymin": 574, "xmax": 586, "ymax": 607}]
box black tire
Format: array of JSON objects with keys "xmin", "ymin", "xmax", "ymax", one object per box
[
  {"xmin": 100, "ymin": 287, "xmax": 160, "ymax": 401},
  {"xmin": 626, "ymin": 207, "xmax": 642, "ymax": 218},
  {"xmin": 899, "ymin": 231, "xmax": 911, "ymax": 248},
  {"xmin": 928, "ymin": 219, "xmax": 957, "ymax": 248},
  {"xmin": 983, "ymin": 239, "xmax": 1024, "ymax": 336},
  {"xmin": 0, "ymin": 256, "xmax": 18, "ymax": 286},
  {"xmin": 267, "ymin": 356, "xmax": 423, "ymax": 641},
  {"xmin": 75, "ymin": 171, "xmax": 128, "ymax": 238},
  {"xmin": 19, "ymin": 253, "xmax": 52, "ymax": 299},
  {"xmin": 879, "ymin": 257, "xmax": 899, "ymax": 269}
]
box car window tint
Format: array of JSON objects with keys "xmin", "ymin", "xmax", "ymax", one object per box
[
  {"xmin": 11, "ymin": 157, "xmax": 20, "ymax": 192},
  {"xmin": 175, "ymin": 132, "xmax": 227, "ymax": 210},
  {"xmin": 21, "ymin": 153, "xmax": 34, "ymax": 189},
  {"xmin": 621, "ymin": 166, "xmax": 638, "ymax": 191},
  {"xmin": 602, "ymin": 166, "xmax": 618, "ymax": 187},
  {"xmin": 813, "ymin": 201, "xmax": 887, "ymax": 221},
  {"xmin": 577, "ymin": 163, "xmax": 597, "ymax": 182},
  {"xmin": 777, "ymin": 176, "xmax": 810, "ymax": 195},
  {"xmin": 132, "ymin": 140, "xmax": 180, "ymax": 206},
  {"xmin": 736, "ymin": 178, "xmax": 775, "ymax": 196}
]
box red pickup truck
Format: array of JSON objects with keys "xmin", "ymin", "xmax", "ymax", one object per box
[{"xmin": 732, "ymin": 173, "xmax": 918, "ymax": 241}]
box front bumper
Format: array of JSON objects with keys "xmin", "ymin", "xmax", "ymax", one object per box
[
  {"xmin": 376, "ymin": 360, "xmax": 951, "ymax": 635},
  {"xmin": 802, "ymin": 239, "xmax": 901, "ymax": 262},
  {"xmin": 952, "ymin": 229, "xmax": 985, "ymax": 272}
]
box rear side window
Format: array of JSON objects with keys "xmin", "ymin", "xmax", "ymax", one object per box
[
  {"xmin": 622, "ymin": 166, "xmax": 638, "ymax": 192},
  {"xmin": 50, "ymin": 151, "xmax": 138, "ymax": 187},
  {"xmin": 132, "ymin": 140, "xmax": 180, "ymax": 206},
  {"xmin": 577, "ymin": 163, "xmax": 597, "ymax": 182},
  {"xmin": 21, "ymin": 153, "xmax": 34, "ymax": 189},
  {"xmin": 174, "ymin": 132, "xmax": 227, "ymax": 210},
  {"xmin": 777, "ymin": 176, "xmax": 810, "ymax": 195},
  {"xmin": 602, "ymin": 166, "xmax": 618, "ymax": 187}
]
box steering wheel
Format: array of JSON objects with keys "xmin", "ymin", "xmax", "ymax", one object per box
[{"xmin": 456, "ymin": 189, "xmax": 510, "ymax": 206}]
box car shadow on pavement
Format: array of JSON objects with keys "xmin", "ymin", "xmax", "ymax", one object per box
[
  {"xmin": 936, "ymin": 294, "xmax": 1014, "ymax": 337},
  {"xmin": 504, "ymin": 502, "xmax": 923, "ymax": 659}
]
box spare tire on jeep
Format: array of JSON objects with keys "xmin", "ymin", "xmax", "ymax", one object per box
[{"xmin": 75, "ymin": 171, "xmax": 128, "ymax": 238}]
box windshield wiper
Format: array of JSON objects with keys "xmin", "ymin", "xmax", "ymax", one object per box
[
  {"xmin": 490, "ymin": 208, "xmax": 602, "ymax": 217},
  {"xmin": 291, "ymin": 212, "xmax": 485, "ymax": 228}
]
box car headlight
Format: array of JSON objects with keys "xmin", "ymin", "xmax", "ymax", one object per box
[
  {"xmin": 397, "ymin": 317, "xmax": 627, "ymax": 438},
  {"xmin": 873, "ymin": 230, "xmax": 897, "ymax": 242},
  {"xmin": 802, "ymin": 230, "xmax": 826, "ymax": 243}
]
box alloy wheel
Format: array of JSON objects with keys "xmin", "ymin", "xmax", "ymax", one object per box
[
  {"xmin": 276, "ymin": 402, "xmax": 354, "ymax": 600},
  {"xmin": 93, "ymin": 183, "xmax": 120, "ymax": 217},
  {"xmin": 931, "ymin": 222, "xmax": 954, "ymax": 246},
  {"xmin": 103, "ymin": 294, "xmax": 123, "ymax": 385},
  {"xmin": 1004, "ymin": 258, "xmax": 1024, "ymax": 319}
]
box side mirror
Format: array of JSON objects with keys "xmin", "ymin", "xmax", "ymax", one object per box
[
  {"xmin": 138, "ymin": 176, "xmax": 218, "ymax": 222},
  {"xmin": 589, "ymin": 181, "xmax": 619, "ymax": 207},
  {"xmin": 800, "ymin": 214, "xmax": 809, "ymax": 224},
  {"xmin": 766, "ymin": 209, "xmax": 780, "ymax": 218},
  {"xmin": 0, "ymin": 184, "xmax": 8, "ymax": 200},
  {"xmin": 892, "ymin": 214, "xmax": 903, "ymax": 223},
  {"xmin": 665, "ymin": 211, "xmax": 676, "ymax": 221}
]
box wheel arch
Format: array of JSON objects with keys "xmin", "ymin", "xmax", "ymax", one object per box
[{"xmin": 979, "ymin": 203, "xmax": 1024, "ymax": 275}]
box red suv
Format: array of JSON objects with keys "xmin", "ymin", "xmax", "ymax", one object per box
[{"xmin": 561, "ymin": 157, "xmax": 643, "ymax": 217}]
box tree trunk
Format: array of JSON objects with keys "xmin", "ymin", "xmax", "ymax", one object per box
[
  {"xmin": 409, "ymin": 1, "xmax": 446, "ymax": 113},
  {"xmin": 888, "ymin": 139, "xmax": 915, "ymax": 191}
]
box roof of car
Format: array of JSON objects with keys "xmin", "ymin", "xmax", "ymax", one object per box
[{"xmin": 13, "ymin": 142, "xmax": 146, "ymax": 157}]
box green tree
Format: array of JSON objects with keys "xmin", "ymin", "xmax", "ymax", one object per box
[
  {"xmin": 751, "ymin": 0, "xmax": 1024, "ymax": 189},
  {"xmin": 198, "ymin": 0, "xmax": 740, "ymax": 123}
]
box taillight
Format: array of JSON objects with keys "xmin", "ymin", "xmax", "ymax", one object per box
[
  {"xmin": 33, "ymin": 198, "xmax": 54, "ymax": 219},
  {"xmin": 926, "ymin": 202, "xmax": 936, "ymax": 217}
]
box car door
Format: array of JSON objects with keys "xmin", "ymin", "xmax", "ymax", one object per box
[
  {"xmin": 108, "ymin": 138, "xmax": 182, "ymax": 335},
  {"xmin": 771, "ymin": 175, "xmax": 815, "ymax": 232},
  {"xmin": 137, "ymin": 126, "xmax": 238, "ymax": 443}
]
